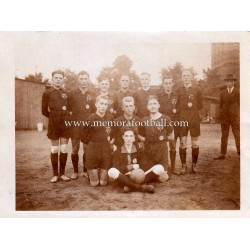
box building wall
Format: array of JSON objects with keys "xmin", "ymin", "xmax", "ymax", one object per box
[
  {"xmin": 211, "ymin": 42, "xmax": 240, "ymax": 81},
  {"xmin": 15, "ymin": 78, "xmax": 48, "ymax": 130}
]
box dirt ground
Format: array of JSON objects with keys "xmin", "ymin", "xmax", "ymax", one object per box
[{"xmin": 15, "ymin": 124, "xmax": 240, "ymax": 211}]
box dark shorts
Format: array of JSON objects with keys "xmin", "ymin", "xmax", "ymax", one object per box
[
  {"xmin": 47, "ymin": 116, "xmax": 69, "ymax": 140},
  {"xmin": 85, "ymin": 141, "xmax": 112, "ymax": 170},
  {"xmin": 140, "ymin": 142, "xmax": 168, "ymax": 171},
  {"xmin": 179, "ymin": 121, "xmax": 200, "ymax": 137},
  {"xmin": 69, "ymin": 114, "xmax": 90, "ymax": 139},
  {"xmin": 70, "ymin": 126, "xmax": 82, "ymax": 139},
  {"xmin": 173, "ymin": 126, "xmax": 180, "ymax": 138}
]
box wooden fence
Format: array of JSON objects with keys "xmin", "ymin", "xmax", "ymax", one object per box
[{"xmin": 15, "ymin": 78, "xmax": 48, "ymax": 130}]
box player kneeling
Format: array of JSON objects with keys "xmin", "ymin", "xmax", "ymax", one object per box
[{"xmin": 108, "ymin": 127, "xmax": 154, "ymax": 193}]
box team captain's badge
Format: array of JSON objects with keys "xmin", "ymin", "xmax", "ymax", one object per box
[
  {"xmin": 133, "ymin": 158, "xmax": 137, "ymax": 164},
  {"xmin": 86, "ymin": 104, "xmax": 90, "ymax": 109},
  {"xmin": 159, "ymin": 135, "xmax": 164, "ymax": 141},
  {"xmin": 62, "ymin": 106, "xmax": 67, "ymax": 110},
  {"xmin": 188, "ymin": 102, "xmax": 193, "ymax": 107}
]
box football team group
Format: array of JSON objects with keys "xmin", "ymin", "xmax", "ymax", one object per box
[{"xmin": 42, "ymin": 69, "xmax": 240, "ymax": 194}]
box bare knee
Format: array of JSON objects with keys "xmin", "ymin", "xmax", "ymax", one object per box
[
  {"xmin": 191, "ymin": 136, "xmax": 199, "ymax": 148},
  {"xmin": 180, "ymin": 136, "xmax": 187, "ymax": 148},
  {"xmin": 88, "ymin": 169, "xmax": 99, "ymax": 187},
  {"xmin": 100, "ymin": 169, "xmax": 108, "ymax": 186},
  {"xmin": 108, "ymin": 168, "xmax": 120, "ymax": 180}
]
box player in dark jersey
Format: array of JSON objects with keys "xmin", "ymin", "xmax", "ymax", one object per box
[
  {"xmin": 139, "ymin": 95, "xmax": 173, "ymax": 182},
  {"xmin": 133, "ymin": 72, "xmax": 156, "ymax": 118},
  {"xmin": 176, "ymin": 69, "xmax": 203, "ymax": 174},
  {"xmin": 113, "ymin": 96, "xmax": 142, "ymax": 148},
  {"xmin": 157, "ymin": 75, "xmax": 180, "ymax": 175},
  {"xmin": 67, "ymin": 71, "xmax": 95, "ymax": 180},
  {"xmin": 42, "ymin": 70, "xmax": 70, "ymax": 183},
  {"xmin": 108, "ymin": 127, "xmax": 155, "ymax": 193},
  {"xmin": 82, "ymin": 95, "xmax": 114, "ymax": 187},
  {"xmin": 113, "ymin": 74, "xmax": 134, "ymax": 118},
  {"xmin": 93, "ymin": 76, "xmax": 115, "ymax": 115}
]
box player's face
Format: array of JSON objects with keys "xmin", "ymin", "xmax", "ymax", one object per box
[
  {"xmin": 162, "ymin": 78, "xmax": 174, "ymax": 92},
  {"xmin": 52, "ymin": 73, "xmax": 64, "ymax": 88},
  {"xmin": 122, "ymin": 130, "xmax": 135, "ymax": 145},
  {"xmin": 140, "ymin": 74, "xmax": 150, "ymax": 88},
  {"xmin": 78, "ymin": 74, "xmax": 89, "ymax": 89},
  {"xmin": 99, "ymin": 79, "xmax": 110, "ymax": 92},
  {"xmin": 120, "ymin": 75, "xmax": 130, "ymax": 89},
  {"xmin": 182, "ymin": 71, "xmax": 193, "ymax": 87},
  {"xmin": 96, "ymin": 98, "xmax": 109, "ymax": 114},
  {"xmin": 226, "ymin": 80, "xmax": 235, "ymax": 88},
  {"xmin": 147, "ymin": 99, "xmax": 160, "ymax": 114},
  {"xmin": 122, "ymin": 101, "xmax": 135, "ymax": 116}
]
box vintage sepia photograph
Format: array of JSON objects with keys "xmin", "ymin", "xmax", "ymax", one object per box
[{"xmin": 10, "ymin": 32, "xmax": 244, "ymax": 212}]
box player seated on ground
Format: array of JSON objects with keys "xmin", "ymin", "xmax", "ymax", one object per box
[
  {"xmin": 81, "ymin": 95, "xmax": 114, "ymax": 187},
  {"xmin": 108, "ymin": 127, "xmax": 155, "ymax": 193}
]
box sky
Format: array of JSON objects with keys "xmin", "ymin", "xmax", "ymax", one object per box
[{"xmin": 14, "ymin": 32, "xmax": 211, "ymax": 85}]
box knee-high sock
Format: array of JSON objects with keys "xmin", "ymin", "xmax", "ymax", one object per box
[
  {"xmin": 51, "ymin": 153, "xmax": 58, "ymax": 176},
  {"xmin": 83, "ymin": 154, "xmax": 87, "ymax": 173},
  {"xmin": 192, "ymin": 147, "xmax": 199, "ymax": 164},
  {"xmin": 179, "ymin": 148, "xmax": 187, "ymax": 164},
  {"xmin": 170, "ymin": 150, "xmax": 176, "ymax": 168},
  {"xmin": 59, "ymin": 153, "xmax": 68, "ymax": 176},
  {"xmin": 117, "ymin": 173, "xmax": 142, "ymax": 191},
  {"xmin": 71, "ymin": 153, "xmax": 79, "ymax": 173},
  {"xmin": 144, "ymin": 171, "xmax": 159, "ymax": 183}
]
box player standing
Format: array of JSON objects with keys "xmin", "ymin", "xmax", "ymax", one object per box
[
  {"xmin": 157, "ymin": 75, "xmax": 180, "ymax": 175},
  {"xmin": 113, "ymin": 74, "xmax": 134, "ymax": 118},
  {"xmin": 67, "ymin": 71, "xmax": 95, "ymax": 180},
  {"xmin": 42, "ymin": 70, "xmax": 71, "ymax": 183},
  {"xmin": 133, "ymin": 72, "xmax": 156, "ymax": 118},
  {"xmin": 176, "ymin": 69, "xmax": 203, "ymax": 174}
]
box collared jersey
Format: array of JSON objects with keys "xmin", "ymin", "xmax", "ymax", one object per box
[
  {"xmin": 82, "ymin": 113, "xmax": 114, "ymax": 144},
  {"xmin": 114, "ymin": 115, "xmax": 141, "ymax": 147},
  {"xmin": 112, "ymin": 144, "xmax": 143, "ymax": 174},
  {"xmin": 68, "ymin": 88, "xmax": 95, "ymax": 118},
  {"xmin": 157, "ymin": 88, "xmax": 179, "ymax": 120},
  {"xmin": 42, "ymin": 86, "xmax": 69, "ymax": 118},
  {"xmin": 139, "ymin": 114, "xmax": 173, "ymax": 144}
]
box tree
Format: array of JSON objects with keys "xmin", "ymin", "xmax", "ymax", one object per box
[
  {"xmin": 161, "ymin": 62, "xmax": 197, "ymax": 91},
  {"xmin": 25, "ymin": 72, "xmax": 49, "ymax": 84},
  {"xmin": 63, "ymin": 68, "xmax": 78, "ymax": 91},
  {"xmin": 97, "ymin": 55, "xmax": 140, "ymax": 91},
  {"xmin": 113, "ymin": 55, "xmax": 132, "ymax": 75},
  {"xmin": 201, "ymin": 67, "xmax": 222, "ymax": 97}
]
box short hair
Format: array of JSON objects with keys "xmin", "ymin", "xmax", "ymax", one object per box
[
  {"xmin": 122, "ymin": 96, "xmax": 135, "ymax": 106},
  {"xmin": 141, "ymin": 72, "xmax": 151, "ymax": 77},
  {"xmin": 162, "ymin": 74, "xmax": 173, "ymax": 81},
  {"xmin": 121, "ymin": 126, "xmax": 136, "ymax": 136},
  {"xmin": 182, "ymin": 69, "xmax": 193, "ymax": 76},
  {"xmin": 147, "ymin": 94, "xmax": 159, "ymax": 102},
  {"xmin": 99, "ymin": 76, "xmax": 110, "ymax": 83},
  {"xmin": 78, "ymin": 70, "xmax": 89, "ymax": 77},
  {"xmin": 120, "ymin": 74, "xmax": 130, "ymax": 81},
  {"xmin": 52, "ymin": 70, "xmax": 64, "ymax": 77},
  {"xmin": 95, "ymin": 94, "xmax": 109, "ymax": 104}
]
